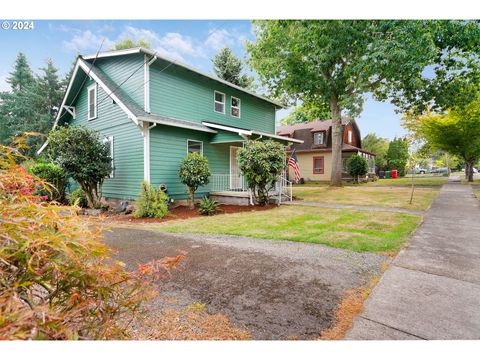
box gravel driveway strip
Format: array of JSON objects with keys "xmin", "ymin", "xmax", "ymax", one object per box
[{"xmin": 104, "ymin": 228, "xmax": 388, "ymax": 340}]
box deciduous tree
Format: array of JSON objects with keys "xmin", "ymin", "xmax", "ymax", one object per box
[
  {"xmin": 362, "ymin": 133, "xmax": 389, "ymax": 171},
  {"xmin": 247, "ymin": 20, "xmax": 480, "ymax": 186}
]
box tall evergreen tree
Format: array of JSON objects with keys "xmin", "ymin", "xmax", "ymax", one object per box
[
  {"xmin": 6, "ymin": 52, "xmax": 34, "ymax": 92},
  {"xmin": 386, "ymin": 137, "xmax": 409, "ymax": 176},
  {"xmin": 212, "ymin": 47, "xmax": 254, "ymax": 89},
  {"xmin": 0, "ymin": 54, "xmax": 64, "ymax": 155}
]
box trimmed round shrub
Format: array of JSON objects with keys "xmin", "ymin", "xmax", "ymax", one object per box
[
  {"xmin": 178, "ymin": 153, "xmax": 211, "ymax": 209},
  {"xmin": 347, "ymin": 154, "xmax": 368, "ymax": 183}
]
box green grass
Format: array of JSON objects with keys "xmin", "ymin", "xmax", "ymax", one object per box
[
  {"xmin": 461, "ymin": 179, "xmax": 480, "ymax": 185},
  {"xmin": 365, "ymin": 176, "xmax": 448, "ymax": 187},
  {"xmin": 293, "ymin": 186, "xmax": 438, "ymax": 211},
  {"xmin": 150, "ymin": 206, "xmax": 422, "ymax": 254},
  {"xmin": 474, "ymin": 190, "xmax": 480, "ymax": 200}
]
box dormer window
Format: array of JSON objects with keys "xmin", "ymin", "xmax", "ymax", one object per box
[
  {"xmin": 214, "ymin": 91, "xmax": 225, "ymax": 114},
  {"xmin": 313, "ymin": 131, "xmax": 325, "ymax": 145},
  {"xmin": 87, "ymin": 83, "xmax": 97, "ymax": 120},
  {"xmin": 347, "ymin": 129, "xmax": 353, "ymax": 144}
]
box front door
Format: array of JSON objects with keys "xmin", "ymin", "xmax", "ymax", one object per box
[{"xmin": 230, "ymin": 146, "xmax": 243, "ymax": 190}]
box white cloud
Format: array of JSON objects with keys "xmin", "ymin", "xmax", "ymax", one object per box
[
  {"xmin": 117, "ymin": 26, "xmax": 204, "ymax": 62},
  {"xmin": 62, "ymin": 30, "xmax": 114, "ymax": 53},
  {"xmin": 205, "ymin": 28, "xmax": 234, "ymax": 51}
]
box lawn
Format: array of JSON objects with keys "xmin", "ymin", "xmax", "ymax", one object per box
[
  {"xmin": 365, "ymin": 176, "xmax": 448, "ymax": 187},
  {"xmin": 293, "ymin": 186, "xmax": 439, "ymax": 210},
  {"xmin": 149, "ymin": 205, "xmax": 422, "ymax": 254},
  {"xmin": 474, "ymin": 190, "xmax": 480, "ymax": 200}
]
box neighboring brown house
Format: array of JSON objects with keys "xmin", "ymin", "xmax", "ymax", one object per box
[{"xmin": 277, "ymin": 118, "xmax": 375, "ymax": 182}]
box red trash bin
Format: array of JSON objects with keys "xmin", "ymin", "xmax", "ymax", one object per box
[{"xmin": 391, "ymin": 169, "xmax": 398, "ymax": 179}]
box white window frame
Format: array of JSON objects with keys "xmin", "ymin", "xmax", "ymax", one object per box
[
  {"xmin": 214, "ymin": 90, "xmax": 226, "ymax": 114},
  {"xmin": 87, "ymin": 83, "xmax": 98, "ymax": 121},
  {"xmin": 230, "ymin": 96, "xmax": 241, "ymax": 118},
  {"xmin": 103, "ymin": 136, "xmax": 114, "ymax": 178},
  {"xmin": 348, "ymin": 129, "xmax": 353, "ymax": 143},
  {"xmin": 313, "ymin": 131, "xmax": 325, "ymax": 145},
  {"xmin": 187, "ymin": 139, "xmax": 203, "ymax": 155}
]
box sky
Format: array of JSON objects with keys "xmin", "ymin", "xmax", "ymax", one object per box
[{"xmin": 0, "ymin": 19, "xmax": 406, "ymax": 140}]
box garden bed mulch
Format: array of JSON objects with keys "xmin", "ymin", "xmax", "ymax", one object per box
[{"xmin": 100, "ymin": 204, "xmax": 277, "ymax": 224}]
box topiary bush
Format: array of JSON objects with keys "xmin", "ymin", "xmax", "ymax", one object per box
[
  {"xmin": 0, "ymin": 140, "xmax": 184, "ymax": 340},
  {"xmin": 29, "ymin": 161, "xmax": 68, "ymax": 203},
  {"xmin": 237, "ymin": 140, "xmax": 285, "ymax": 206},
  {"xmin": 347, "ymin": 154, "xmax": 369, "ymax": 183},
  {"xmin": 198, "ymin": 197, "xmax": 219, "ymax": 216},
  {"xmin": 68, "ymin": 188, "xmax": 88, "ymax": 208},
  {"xmin": 46, "ymin": 126, "xmax": 112, "ymax": 209},
  {"xmin": 134, "ymin": 181, "xmax": 169, "ymax": 218},
  {"xmin": 178, "ymin": 153, "xmax": 211, "ymax": 209}
]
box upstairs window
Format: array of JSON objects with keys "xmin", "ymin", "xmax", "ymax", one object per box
[
  {"xmin": 231, "ymin": 96, "xmax": 241, "ymax": 118},
  {"xmin": 214, "ymin": 91, "xmax": 225, "ymax": 114},
  {"xmin": 187, "ymin": 140, "xmax": 203, "ymax": 155},
  {"xmin": 87, "ymin": 83, "xmax": 97, "ymax": 120},
  {"xmin": 313, "ymin": 131, "xmax": 325, "ymax": 145},
  {"xmin": 347, "ymin": 129, "xmax": 353, "ymax": 144}
]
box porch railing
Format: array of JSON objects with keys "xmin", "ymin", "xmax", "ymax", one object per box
[{"xmin": 210, "ymin": 173, "xmax": 293, "ymax": 204}]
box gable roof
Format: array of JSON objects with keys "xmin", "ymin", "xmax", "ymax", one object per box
[
  {"xmin": 82, "ymin": 47, "xmax": 285, "ymax": 109},
  {"xmin": 276, "ymin": 117, "xmax": 351, "ymax": 137},
  {"xmin": 37, "ymin": 57, "xmax": 217, "ymax": 154}
]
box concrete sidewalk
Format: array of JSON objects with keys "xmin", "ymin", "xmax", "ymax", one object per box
[{"xmin": 346, "ymin": 183, "xmax": 480, "ymax": 340}]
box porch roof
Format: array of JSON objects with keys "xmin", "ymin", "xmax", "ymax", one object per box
[{"xmin": 202, "ymin": 121, "xmax": 304, "ymax": 144}]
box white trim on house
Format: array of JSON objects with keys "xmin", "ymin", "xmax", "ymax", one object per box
[
  {"xmin": 83, "ymin": 47, "xmax": 285, "ymax": 109},
  {"xmin": 77, "ymin": 59, "xmax": 139, "ymax": 125},
  {"xmin": 87, "ymin": 83, "xmax": 98, "ymax": 120},
  {"xmin": 142, "ymin": 121, "xmax": 150, "ymax": 182},
  {"xmin": 186, "ymin": 139, "xmax": 203, "ymax": 155},
  {"xmin": 137, "ymin": 116, "xmax": 217, "ymax": 134},
  {"xmin": 231, "ymin": 96, "xmax": 241, "ymax": 118},
  {"xmin": 214, "ymin": 90, "xmax": 226, "ymax": 114},
  {"xmin": 202, "ymin": 122, "xmax": 252, "ymax": 136},
  {"xmin": 229, "ymin": 146, "xmax": 243, "ymax": 190},
  {"xmin": 103, "ymin": 136, "xmax": 115, "ymax": 178},
  {"xmin": 252, "ymin": 130, "xmax": 304, "ymax": 144}
]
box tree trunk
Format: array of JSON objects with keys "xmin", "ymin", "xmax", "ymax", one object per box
[
  {"xmin": 466, "ymin": 159, "xmax": 474, "ymax": 182},
  {"xmin": 188, "ymin": 188, "xmax": 195, "ymax": 209},
  {"xmin": 330, "ymin": 95, "xmax": 343, "ymax": 187}
]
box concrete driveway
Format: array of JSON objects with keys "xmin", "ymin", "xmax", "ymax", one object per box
[{"xmin": 104, "ymin": 229, "xmax": 387, "ymax": 340}]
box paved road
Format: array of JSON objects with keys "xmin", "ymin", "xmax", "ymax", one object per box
[
  {"xmin": 104, "ymin": 229, "xmax": 387, "ymax": 340},
  {"xmin": 346, "ymin": 182, "xmax": 480, "ymax": 340}
]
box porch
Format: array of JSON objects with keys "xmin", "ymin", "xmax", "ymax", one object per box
[{"xmin": 209, "ymin": 173, "xmax": 293, "ymax": 206}]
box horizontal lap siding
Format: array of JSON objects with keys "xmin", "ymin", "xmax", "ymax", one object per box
[
  {"xmin": 96, "ymin": 54, "xmax": 145, "ymax": 109},
  {"xmin": 70, "ymin": 79, "xmax": 144, "ymax": 200},
  {"xmin": 149, "ymin": 59, "xmax": 276, "ymax": 134},
  {"xmin": 150, "ymin": 125, "xmax": 231, "ymax": 200}
]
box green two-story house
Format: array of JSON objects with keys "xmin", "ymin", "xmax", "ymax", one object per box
[{"xmin": 40, "ymin": 47, "xmax": 301, "ymax": 204}]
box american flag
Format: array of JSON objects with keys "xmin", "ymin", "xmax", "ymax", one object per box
[{"xmin": 288, "ymin": 149, "xmax": 301, "ymax": 183}]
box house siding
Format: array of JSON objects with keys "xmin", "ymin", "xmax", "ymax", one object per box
[
  {"xmin": 150, "ymin": 125, "xmax": 242, "ymax": 200},
  {"xmin": 149, "ymin": 59, "xmax": 276, "ymax": 134},
  {"xmin": 95, "ymin": 53, "xmax": 145, "ymax": 109},
  {"xmin": 69, "ymin": 78, "xmax": 144, "ymax": 200},
  {"xmin": 289, "ymin": 152, "xmax": 333, "ymax": 182}
]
